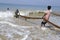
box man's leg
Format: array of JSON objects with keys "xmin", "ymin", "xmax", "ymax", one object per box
[
  {"xmin": 44, "ymin": 22, "xmax": 47, "ymax": 27},
  {"xmin": 41, "ymin": 21, "xmax": 44, "ymax": 27},
  {"xmin": 41, "ymin": 21, "xmax": 47, "ymax": 30},
  {"xmin": 41, "ymin": 21, "xmax": 46, "ymax": 27}
]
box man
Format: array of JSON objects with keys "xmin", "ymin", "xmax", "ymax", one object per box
[
  {"xmin": 41, "ymin": 6, "xmax": 52, "ymax": 30},
  {"xmin": 7, "ymin": 8, "xmax": 9, "ymax": 10},
  {"xmin": 15, "ymin": 9, "xmax": 20, "ymax": 18}
]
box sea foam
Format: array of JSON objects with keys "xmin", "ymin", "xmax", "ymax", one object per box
[{"xmin": 0, "ymin": 11, "xmax": 14, "ymax": 18}]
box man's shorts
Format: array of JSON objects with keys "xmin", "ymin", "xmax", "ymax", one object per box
[{"xmin": 41, "ymin": 21, "xmax": 47, "ymax": 25}]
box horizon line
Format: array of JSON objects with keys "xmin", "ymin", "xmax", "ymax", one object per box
[{"xmin": 0, "ymin": 2, "xmax": 60, "ymax": 7}]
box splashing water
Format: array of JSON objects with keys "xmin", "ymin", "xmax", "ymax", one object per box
[
  {"xmin": 0, "ymin": 21, "xmax": 30, "ymax": 40},
  {"xmin": 0, "ymin": 11, "xmax": 31, "ymax": 40},
  {"xmin": 0, "ymin": 11, "xmax": 14, "ymax": 18},
  {"xmin": 0, "ymin": 11, "xmax": 60, "ymax": 40}
]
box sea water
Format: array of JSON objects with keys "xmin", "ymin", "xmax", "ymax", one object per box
[
  {"xmin": 0, "ymin": 11, "xmax": 31, "ymax": 40},
  {"xmin": 0, "ymin": 3, "xmax": 60, "ymax": 40},
  {"xmin": 0, "ymin": 3, "xmax": 60, "ymax": 11}
]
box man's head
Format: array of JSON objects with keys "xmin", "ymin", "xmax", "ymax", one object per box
[
  {"xmin": 7, "ymin": 8, "xmax": 9, "ymax": 10},
  {"xmin": 47, "ymin": 6, "xmax": 51, "ymax": 10}
]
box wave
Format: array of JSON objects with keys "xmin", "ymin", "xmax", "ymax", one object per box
[
  {"xmin": 0, "ymin": 21, "xmax": 30, "ymax": 40},
  {"xmin": 0, "ymin": 11, "xmax": 14, "ymax": 18}
]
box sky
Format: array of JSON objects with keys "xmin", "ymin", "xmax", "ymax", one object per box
[{"xmin": 0, "ymin": 0, "xmax": 60, "ymax": 6}]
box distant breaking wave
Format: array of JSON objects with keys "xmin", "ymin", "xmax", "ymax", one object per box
[{"xmin": 0, "ymin": 11, "xmax": 14, "ymax": 18}]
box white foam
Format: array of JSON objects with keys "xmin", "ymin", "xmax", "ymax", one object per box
[
  {"xmin": 0, "ymin": 11, "xmax": 13, "ymax": 18},
  {"xmin": 41, "ymin": 27, "xmax": 47, "ymax": 30},
  {"xmin": 5, "ymin": 33, "xmax": 13, "ymax": 38},
  {"xmin": 21, "ymin": 31, "xmax": 30, "ymax": 40},
  {"xmin": 0, "ymin": 21, "xmax": 30, "ymax": 40},
  {"xmin": 21, "ymin": 35, "xmax": 28, "ymax": 40},
  {"xmin": 14, "ymin": 30, "xmax": 24, "ymax": 35},
  {"xmin": 0, "ymin": 11, "xmax": 31, "ymax": 40},
  {"xmin": 0, "ymin": 21, "xmax": 18, "ymax": 27},
  {"xmin": 20, "ymin": 11, "xmax": 29, "ymax": 16}
]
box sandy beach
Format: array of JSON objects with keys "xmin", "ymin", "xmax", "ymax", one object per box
[{"xmin": 0, "ymin": 10, "xmax": 60, "ymax": 40}]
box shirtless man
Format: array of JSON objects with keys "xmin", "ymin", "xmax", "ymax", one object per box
[{"xmin": 41, "ymin": 6, "xmax": 51, "ymax": 30}]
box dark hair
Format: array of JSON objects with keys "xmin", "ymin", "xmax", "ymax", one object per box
[
  {"xmin": 7, "ymin": 8, "xmax": 9, "ymax": 10},
  {"xmin": 16, "ymin": 9, "xmax": 19, "ymax": 13},
  {"xmin": 47, "ymin": 6, "xmax": 51, "ymax": 10}
]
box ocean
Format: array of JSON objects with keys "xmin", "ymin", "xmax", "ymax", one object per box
[
  {"xmin": 0, "ymin": 10, "xmax": 60, "ymax": 40},
  {"xmin": 0, "ymin": 3, "xmax": 60, "ymax": 40},
  {"xmin": 0, "ymin": 3, "xmax": 60, "ymax": 11}
]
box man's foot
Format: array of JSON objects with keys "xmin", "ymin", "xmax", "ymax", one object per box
[{"xmin": 41, "ymin": 27, "xmax": 47, "ymax": 30}]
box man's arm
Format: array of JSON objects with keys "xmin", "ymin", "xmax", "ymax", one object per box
[{"xmin": 42, "ymin": 13, "xmax": 47, "ymax": 18}]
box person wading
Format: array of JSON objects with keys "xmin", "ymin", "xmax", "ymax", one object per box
[
  {"xmin": 41, "ymin": 6, "xmax": 52, "ymax": 30},
  {"xmin": 15, "ymin": 9, "xmax": 20, "ymax": 18}
]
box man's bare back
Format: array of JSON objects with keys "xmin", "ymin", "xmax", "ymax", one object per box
[
  {"xmin": 41, "ymin": 6, "xmax": 51, "ymax": 27},
  {"xmin": 43, "ymin": 10, "xmax": 51, "ymax": 21}
]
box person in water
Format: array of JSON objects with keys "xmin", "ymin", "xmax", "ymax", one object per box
[
  {"xmin": 7, "ymin": 8, "xmax": 9, "ymax": 10},
  {"xmin": 41, "ymin": 6, "xmax": 52, "ymax": 30},
  {"xmin": 15, "ymin": 9, "xmax": 20, "ymax": 18}
]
